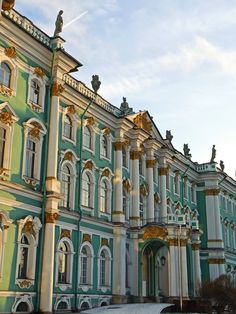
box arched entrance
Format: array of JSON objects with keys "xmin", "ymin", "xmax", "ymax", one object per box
[{"xmin": 141, "ymin": 240, "xmax": 169, "ymax": 299}]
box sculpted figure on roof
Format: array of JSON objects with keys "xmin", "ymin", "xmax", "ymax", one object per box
[{"xmin": 54, "ymin": 10, "xmax": 64, "ymax": 37}]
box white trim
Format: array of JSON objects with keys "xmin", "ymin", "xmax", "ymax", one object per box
[
  {"xmin": 83, "ymin": 124, "xmax": 95, "ymax": 154},
  {"xmin": 100, "ymin": 132, "xmax": 112, "ymax": 162},
  {"xmin": 0, "ymin": 196, "xmax": 41, "ymax": 213},
  {"xmin": 12, "ymin": 295, "xmax": 34, "ymax": 313},
  {"xmin": 0, "ymin": 55, "xmax": 18, "ymax": 96},
  {"xmin": 54, "ymin": 295, "xmax": 71, "ymax": 311}
]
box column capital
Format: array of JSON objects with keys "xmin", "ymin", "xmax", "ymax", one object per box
[
  {"xmin": 51, "ymin": 82, "xmax": 64, "ymax": 97},
  {"xmin": 146, "ymin": 159, "xmax": 156, "ymax": 168},
  {"xmin": 208, "ymin": 258, "xmax": 225, "ymax": 264},
  {"xmin": 114, "ymin": 141, "xmax": 123, "ymax": 151},
  {"xmin": 205, "ymin": 188, "xmax": 220, "ymax": 196},
  {"xmin": 158, "ymin": 167, "xmax": 168, "ymax": 176},
  {"xmin": 45, "ymin": 212, "xmax": 59, "ymax": 223},
  {"xmin": 191, "ymin": 243, "xmax": 200, "ymax": 251},
  {"xmin": 130, "ymin": 150, "xmax": 142, "ymax": 160}
]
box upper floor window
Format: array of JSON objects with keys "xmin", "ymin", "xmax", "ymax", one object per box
[
  {"xmin": 0, "ymin": 127, "xmax": 6, "ymax": 168},
  {"xmin": 84, "ymin": 126, "xmax": 92, "ymax": 150},
  {"xmin": 139, "ymin": 194, "xmax": 144, "ymax": 220},
  {"xmin": 100, "ymin": 180, "xmax": 108, "ymax": 213},
  {"xmin": 81, "ymin": 172, "xmax": 94, "ymax": 208},
  {"xmin": 101, "ymin": 135, "xmax": 108, "ymax": 158},
  {"xmin": 25, "ymin": 139, "xmax": 36, "ymax": 179},
  {"xmin": 30, "ymin": 80, "xmax": 40, "ymax": 105},
  {"xmin": 61, "ymin": 165, "xmax": 71, "ymax": 209},
  {"xmin": 18, "ymin": 234, "xmax": 29, "ymax": 279},
  {"xmin": 174, "ymin": 173, "xmax": 180, "ymax": 194},
  {"xmin": 56, "ymin": 238, "xmax": 74, "ymax": 286},
  {"xmin": 63, "ymin": 114, "xmax": 72, "ymax": 140},
  {"xmin": 0, "ymin": 62, "xmax": 11, "ymax": 87}
]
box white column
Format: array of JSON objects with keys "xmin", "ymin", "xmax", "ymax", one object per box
[
  {"xmin": 40, "ymin": 213, "xmax": 58, "ymax": 313},
  {"xmin": 113, "ymin": 142, "xmax": 125, "ymax": 223},
  {"xmin": 192, "ymin": 243, "xmax": 201, "ymax": 296},
  {"xmin": 112, "ymin": 226, "xmax": 126, "ymax": 300},
  {"xmin": 130, "ymin": 151, "xmax": 140, "ymax": 228},
  {"xmin": 146, "ymin": 160, "xmax": 155, "ymax": 222},
  {"xmin": 180, "ymin": 243, "xmax": 188, "ymax": 298},
  {"xmin": 169, "ymin": 241, "xmax": 178, "ymax": 297},
  {"xmin": 130, "ymin": 233, "xmax": 139, "ymax": 296},
  {"xmin": 159, "ymin": 168, "xmax": 167, "ymax": 222}
]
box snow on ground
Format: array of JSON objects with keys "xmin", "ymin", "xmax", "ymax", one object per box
[{"xmin": 80, "ymin": 303, "xmax": 173, "ymax": 314}]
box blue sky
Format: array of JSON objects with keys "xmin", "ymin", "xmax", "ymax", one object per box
[{"xmin": 16, "ymin": 0, "xmax": 236, "ymax": 178}]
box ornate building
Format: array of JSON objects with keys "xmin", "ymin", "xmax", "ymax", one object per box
[{"xmin": 0, "ymin": 3, "xmax": 236, "ymax": 313}]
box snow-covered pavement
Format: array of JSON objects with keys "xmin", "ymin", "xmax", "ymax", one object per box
[{"xmin": 80, "ymin": 303, "xmax": 173, "ymax": 314}]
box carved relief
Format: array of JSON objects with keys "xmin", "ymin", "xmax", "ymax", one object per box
[
  {"xmin": 103, "ymin": 127, "xmax": 111, "ymax": 135},
  {"xmin": 205, "ymin": 188, "xmax": 220, "ymax": 196},
  {"xmin": 158, "ymin": 167, "xmax": 168, "ymax": 176},
  {"xmin": 130, "ymin": 150, "xmax": 142, "ymax": 160},
  {"xmin": 101, "ymin": 238, "xmax": 109, "ymax": 247},
  {"xmin": 51, "ymin": 82, "xmax": 64, "ymax": 96},
  {"xmin": 192, "ymin": 243, "xmax": 200, "ymax": 251},
  {"xmin": 86, "ymin": 117, "xmax": 95, "ymax": 126},
  {"xmin": 123, "ymin": 179, "xmax": 131, "ymax": 193},
  {"xmin": 133, "ymin": 112, "xmax": 152, "ymax": 132},
  {"xmin": 0, "ymin": 112, "xmax": 13, "ymax": 125},
  {"xmin": 140, "ymin": 184, "xmax": 148, "ymax": 196},
  {"xmin": 208, "ymin": 258, "xmax": 225, "ymax": 264},
  {"xmin": 114, "ymin": 141, "xmax": 123, "ymax": 151},
  {"xmin": 34, "ymin": 67, "xmax": 45, "ymax": 78},
  {"xmin": 84, "ymin": 160, "xmax": 94, "ymax": 170},
  {"xmin": 82, "ymin": 234, "xmax": 91, "ymax": 243},
  {"xmin": 154, "ymin": 193, "xmax": 160, "ymax": 204},
  {"xmin": 61, "ymin": 229, "xmax": 71, "ymax": 239},
  {"xmin": 102, "ymin": 169, "xmax": 110, "ymax": 177},
  {"xmin": 19, "ymin": 280, "xmax": 31, "ymax": 289},
  {"xmin": 67, "ymin": 105, "xmax": 76, "ymax": 114},
  {"xmin": 142, "ymin": 226, "xmax": 167, "ymax": 240},
  {"xmin": 29, "ymin": 127, "xmax": 40, "ymax": 140},
  {"xmin": 4, "ymin": 46, "xmax": 16, "ymax": 58},
  {"xmin": 64, "ymin": 152, "xmax": 73, "ymax": 161},
  {"xmin": 0, "ymin": 85, "xmax": 13, "ymax": 97},
  {"xmin": 146, "ymin": 159, "xmax": 156, "ymax": 168},
  {"xmin": 22, "ymin": 221, "xmax": 36, "ymax": 238},
  {"xmin": 45, "ymin": 212, "xmax": 59, "ymax": 223}
]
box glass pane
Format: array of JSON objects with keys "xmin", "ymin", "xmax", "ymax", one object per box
[
  {"xmin": 0, "ymin": 127, "xmax": 6, "ymax": 168},
  {"xmin": 30, "ymin": 80, "xmax": 40, "ymax": 104},
  {"xmin": 64, "ymin": 115, "xmax": 72, "ymax": 139},
  {"xmin": 25, "ymin": 140, "xmax": 36, "ymax": 178},
  {"xmin": 84, "ymin": 127, "xmax": 92, "ymax": 149},
  {"xmin": 0, "ymin": 63, "xmax": 11, "ymax": 87}
]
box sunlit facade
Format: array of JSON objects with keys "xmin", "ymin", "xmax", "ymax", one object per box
[{"xmin": 0, "ymin": 3, "xmax": 236, "ymax": 313}]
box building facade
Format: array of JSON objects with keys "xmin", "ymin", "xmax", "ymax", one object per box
[{"xmin": 0, "ymin": 3, "xmax": 236, "ymax": 313}]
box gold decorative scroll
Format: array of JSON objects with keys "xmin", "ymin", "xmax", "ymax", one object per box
[
  {"xmin": 158, "ymin": 167, "xmax": 168, "ymax": 176},
  {"xmin": 167, "ymin": 238, "xmax": 178, "ymax": 246},
  {"xmin": 205, "ymin": 189, "xmax": 220, "ymax": 196},
  {"xmin": 133, "ymin": 112, "xmax": 152, "ymax": 132},
  {"xmin": 51, "ymin": 82, "xmax": 64, "ymax": 96},
  {"xmin": 4, "ymin": 46, "xmax": 16, "ymax": 58},
  {"xmin": 22, "ymin": 221, "xmax": 35, "ymax": 238},
  {"xmin": 102, "ymin": 169, "xmax": 110, "ymax": 177},
  {"xmin": 101, "ymin": 238, "xmax": 109, "ymax": 246},
  {"xmin": 61, "ymin": 229, "xmax": 71, "ymax": 239},
  {"xmin": 146, "ymin": 159, "xmax": 156, "ymax": 168},
  {"xmin": 34, "ymin": 67, "xmax": 45, "ymax": 78},
  {"xmin": 86, "ymin": 117, "xmax": 95, "ymax": 126},
  {"xmin": 0, "ymin": 85, "xmax": 13, "ymax": 97},
  {"xmin": 64, "ymin": 151, "xmax": 73, "ymax": 161},
  {"xmin": 29, "ymin": 127, "xmax": 40, "ymax": 140},
  {"xmin": 19, "ymin": 280, "xmax": 31, "ymax": 288},
  {"xmin": 45, "ymin": 212, "xmax": 59, "ymax": 223},
  {"xmin": 83, "ymin": 233, "xmax": 91, "ymax": 243},
  {"xmin": 103, "ymin": 127, "xmax": 111, "ymax": 135},
  {"xmin": 84, "ymin": 160, "xmax": 93, "ymax": 170},
  {"xmin": 0, "ymin": 112, "xmax": 13, "ymax": 125},
  {"xmin": 67, "ymin": 105, "xmax": 76, "ymax": 114},
  {"xmin": 142, "ymin": 226, "xmax": 167, "ymax": 241}
]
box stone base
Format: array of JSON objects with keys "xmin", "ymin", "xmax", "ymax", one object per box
[{"xmin": 112, "ymin": 295, "xmax": 128, "ymax": 304}]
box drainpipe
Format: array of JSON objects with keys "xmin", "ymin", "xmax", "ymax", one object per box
[
  {"xmin": 35, "ymin": 48, "xmax": 56, "ymax": 313},
  {"xmin": 74, "ymin": 76, "xmax": 101, "ymax": 311}
]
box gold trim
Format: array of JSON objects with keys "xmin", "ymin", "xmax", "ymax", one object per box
[
  {"xmin": 45, "ymin": 212, "xmax": 59, "ymax": 223},
  {"xmin": 205, "ymin": 189, "xmax": 220, "ymax": 196},
  {"xmin": 0, "ymin": 84, "xmax": 13, "ymax": 97},
  {"xmin": 51, "ymin": 82, "xmax": 64, "ymax": 96},
  {"xmin": 102, "ymin": 169, "xmax": 110, "ymax": 177},
  {"xmin": 19, "ymin": 280, "xmax": 31, "ymax": 288},
  {"xmin": 86, "ymin": 117, "xmax": 95, "ymax": 126},
  {"xmin": 158, "ymin": 167, "xmax": 168, "ymax": 176},
  {"xmin": 140, "ymin": 184, "xmax": 148, "ymax": 196},
  {"xmin": 167, "ymin": 239, "xmax": 178, "ymax": 246},
  {"xmin": 192, "ymin": 243, "xmax": 200, "ymax": 251},
  {"xmin": 67, "ymin": 105, "xmax": 76, "ymax": 114},
  {"xmin": 34, "ymin": 67, "xmax": 45, "ymax": 78},
  {"xmin": 114, "ymin": 141, "xmax": 123, "ymax": 151},
  {"xmin": 29, "ymin": 127, "xmax": 40, "ymax": 140},
  {"xmin": 0, "ymin": 112, "xmax": 13, "ymax": 125},
  {"xmin": 103, "ymin": 127, "xmax": 111, "ymax": 135},
  {"xmin": 101, "ymin": 238, "xmax": 109, "ymax": 247},
  {"xmin": 4, "ymin": 46, "xmax": 16, "ymax": 58},
  {"xmin": 130, "ymin": 150, "xmax": 142, "ymax": 160},
  {"xmin": 22, "ymin": 221, "xmax": 35, "ymax": 238},
  {"xmin": 83, "ymin": 234, "xmax": 91, "ymax": 243},
  {"xmin": 208, "ymin": 258, "xmax": 225, "ymax": 264},
  {"xmin": 133, "ymin": 112, "xmax": 152, "ymax": 132},
  {"xmin": 64, "ymin": 152, "xmax": 73, "ymax": 161},
  {"xmin": 112, "ymin": 211, "xmax": 124, "ymax": 215},
  {"xmin": 146, "ymin": 159, "xmax": 156, "ymax": 168},
  {"xmin": 61, "ymin": 229, "xmax": 71, "ymax": 239},
  {"xmin": 129, "ymin": 216, "xmax": 140, "ymax": 221},
  {"xmin": 84, "ymin": 160, "xmax": 94, "ymax": 170},
  {"xmin": 142, "ymin": 226, "xmax": 167, "ymax": 240}
]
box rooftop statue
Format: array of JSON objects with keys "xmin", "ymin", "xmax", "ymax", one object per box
[
  {"xmin": 210, "ymin": 144, "xmax": 216, "ymax": 163},
  {"xmin": 91, "ymin": 75, "xmax": 101, "ymax": 94},
  {"xmin": 120, "ymin": 97, "xmax": 133, "ymax": 115},
  {"xmin": 54, "ymin": 10, "xmax": 64, "ymax": 37},
  {"xmin": 220, "ymin": 160, "xmax": 225, "ymax": 172},
  {"xmin": 183, "ymin": 144, "xmax": 192, "ymax": 159},
  {"xmin": 166, "ymin": 130, "xmax": 173, "ymax": 142}
]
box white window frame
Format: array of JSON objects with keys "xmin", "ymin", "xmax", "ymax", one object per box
[
  {"xmin": 0, "ymin": 54, "xmax": 17, "ymax": 97},
  {"xmin": 61, "ymin": 107, "xmax": 78, "ymax": 145},
  {"xmin": 15, "ymin": 216, "xmax": 42, "ymax": 288},
  {"xmin": 81, "ymin": 169, "xmax": 95, "ymax": 210},
  {"xmin": 22, "ymin": 118, "xmax": 46, "ymax": 185},
  {"xmin": 98, "ymin": 176, "xmax": 112, "ymax": 217},
  {"xmin": 0, "ymin": 102, "xmax": 19, "ymax": 177},
  {"xmin": 100, "ymin": 132, "xmax": 112, "ymax": 162},
  {"xmin": 97, "ymin": 246, "xmax": 112, "ymax": 292},
  {"xmin": 27, "ymin": 72, "xmax": 47, "ymax": 112},
  {"xmin": 55, "ymin": 237, "xmax": 75, "ymax": 290},
  {"xmin": 59, "ymin": 160, "xmax": 76, "ymax": 211},
  {"xmin": 79, "ymin": 241, "xmax": 94, "ymax": 291},
  {"xmin": 83, "ymin": 124, "xmax": 95, "ymax": 153},
  {"xmin": 0, "ymin": 209, "xmax": 13, "ymax": 280},
  {"xmin": 12, "ymin": 295, "xmax": 34, "ymax": 313}
]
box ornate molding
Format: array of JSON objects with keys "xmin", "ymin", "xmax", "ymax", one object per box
[
  {"xmin": 34, "ymin": 67, "xmax": 45, "ymax": 78},
  {"xmin": 45, "ymin": 212, "xmax": 59, "ymax": 223},
  {"xmin": 114, "ymin": 141, "xmax": 123, "ymax": 151},
  {"xmin": 142, "ymin": 226, "xmax": 167, "ymax": 241},
  {"xmin": 123, "ymin": 179, "xmax": 131, "ymax": 193},
  {"xmin": 0, "ymin": 85, "xmax": 13, "ymax": 97},
  {"xmin": 130, "ymin": 150, "xmax": 142, "ymax": 160},
  {"xmin": 103, "ymin": 127, "xmax": 111, "ymax": 135},
  {"xmin": 133, "ymin": 112, "xmax": 152, "ymax": 132},
  {"xmin": 67, "ymin": 105, "xmax": 76, "ymax": 114},
  {"xmin": 154, "ymin": 193, "xmax": 160, "ymax": 204},
  {"xmin": 208, "ymin": 258, "xmax": 225, "ymax": 264},
  {"xmin": 146, "ymin": 159, "xmax": 156, "ymax": 168},
  {"xmin": 18, "ymin": 280, "xmax": 32, "ymax": 289},
  {"xmin": 84, "ymin": 160, "xmax": 94, "ymax": 170},
  {"xmin": 61, "ymin": 229, "xmax": 71, "ymax": 239},
  {"xmin": 29, "ymin": 127, "xmax": 40, "ymax": 140},
  {"xmin": 205, "ymin": 188, "xmax": 220, "ymax": 196},
  {"xmin": 101, "ymin": 238, "xmax": 109, "ymax": 247},
  {"xmin": 51, "ymin": 82, "xmax": 64, "ymax": 96},
  {"xmin": 2, "ymin": 0, "xmax": 15, "ymax": 11},
  {"xmin": 168, "ymin": 238, "xmax": 178, "ymax": 246},
  {"xmin": 192, "ymin": 243, "xmax": 200, "ymax": 251},
  {"xmin": 102, "ymin": 169, "xmax": 110, "ymax": 177},
  {"xmin": 158, "ymin": 167, "xmax": 168, "ymax": 176},
  {"xmin": 82, "ymin": 233, "xmax": 91, "ymax": 243},
  {"xmin": 4, "ymin": 46, "xmax": 16, "ymax": 58},
  {"xmin": 0, "ymin": 112, "xmax": 13, "ymax": 125},
  {"xmin": 22, "ymin": 221, "xmax": 36, "ymax": 238},
  {"xmin": 86, "ymin": 117, "xmax": 95, "ymax": 126},
  {"xmin": 64, "ymin": 151, "xmax": 73, "ymax": 161}
]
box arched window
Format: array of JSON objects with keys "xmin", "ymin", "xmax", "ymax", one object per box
[
  {"xmin": 58, "ymin": 241, "xmax": 70, "ymax": 284},
  {"xmin": 0, "ymin": 62, "xmax": 11, "ymax": 87},
  {"xmin": 63, "ymin": 114, "xmax": 72, "ymax": 139},
  {"xmin": 16, "ymin": 302, "xmax": 29, "ymax": 313},
  {"xmin": 0, "ymin": 126, "xmax": 6, "ymax": 168},
  {"xmin": 101, "ymin": 135, "xmax": 108, "ymax": 158},
  {"xmin": 61, "ymin": 165, "xmax": 71, "ymax": 209},
  {"xmin": 82, "ymin": 172, "xmax": 92, "ymax": 208},
  {"xmin": 99, "ymin": 247, "xmax": 111, "ymax": 287},
  {"xmin": 18, "ymin": 234, "xmax": 30, "ymax": 279},
  {"xmin": 84, "ymin": 126, "xmax": 92, "ymax": 149},
  {"xmin": 100, "ymin": 180, "xmax": 108, "ymax": 213},
  {"xmin": 57, "ymin": 301, "xmax": 68, "ymax": 310},
  {"xmin": 25, "ymin": 139, "xmax": 36, "ymax": 178},
  {"xmin": 80, "ymin": 244, "xmax": 93, "ymax": 285},
  {"xmin": 30, "ymin": 80, "xmax": 40, "ymax": 105}
]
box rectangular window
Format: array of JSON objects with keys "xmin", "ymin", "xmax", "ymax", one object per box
[
  {"xmin": 25, "ymin": 139, "xmax": 36, "ymax": 178},
  {"xmin": 0, "ymin": 127, "xmax": 6, "ymax": 168},
  {"xmin": 100, "ymin": 259, "xmax": 106, "ymax": 286},
  {"xmin": 81, "ymin": 256, "xmax": 87, "ymax": 284}
]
